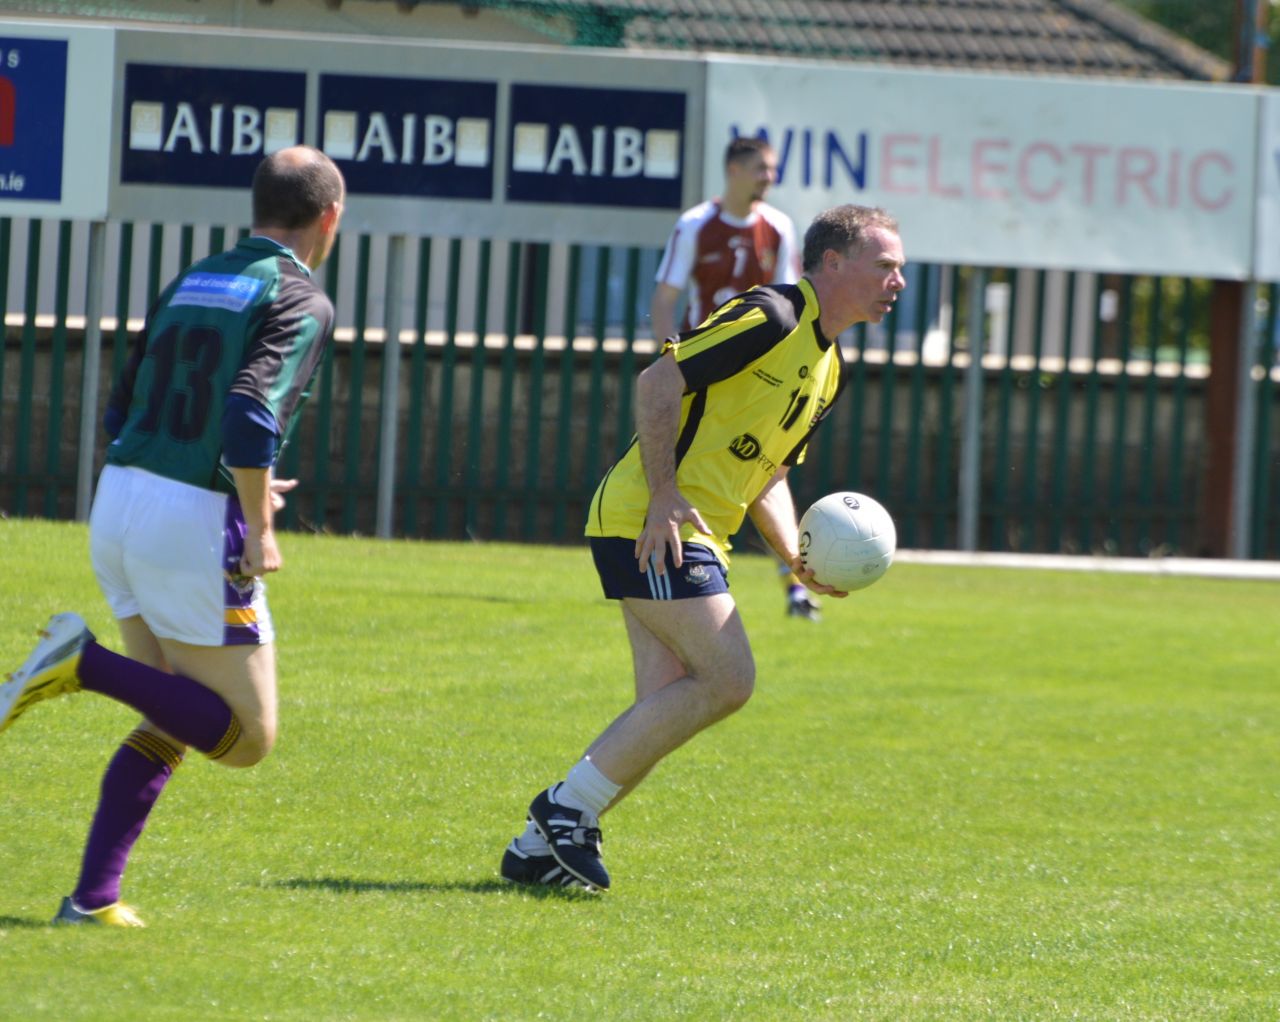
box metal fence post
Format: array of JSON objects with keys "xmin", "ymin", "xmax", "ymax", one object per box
[
  {"xmin": 376, "ymin": 234, "xmax": 406, "ymax": 539},
  {"xmin": 76, "ymin": 221, "xmax": 108, "ymax": 521},
  {"xmin": 1229, "ymin": 282, "xmax": 1259, "ymax": 559},
  {"xmin": 958, "ymin": 267, "xmax": 987, "ymax": 551}
]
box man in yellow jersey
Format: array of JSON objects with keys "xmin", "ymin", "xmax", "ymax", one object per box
[
  {"xmin": 652, "ymin": 136, "xmax": 821, "ymax": 621},
  {"xmin": 501, "ymin": 205, "xmax": 906, "ymax": 891}
]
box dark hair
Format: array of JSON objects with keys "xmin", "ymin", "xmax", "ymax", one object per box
[
  {"xmin": 252, "ymin": 147, "xmax": 344, "ymax": 230},
  {"xmin": 802, "ymin": 205, "xmax": 899, "ymax": 272},
  {"xmin": 723, "ymin": 135, "xmax": 773, "ymax": 167}
]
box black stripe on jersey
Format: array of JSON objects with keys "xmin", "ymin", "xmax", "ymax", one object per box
[
  {"xmin": 675, "ymin": 285, "xmax": 800, "ymax": 392},
  {"xmin": 674, "ymin": 390, "xmax": 707, "ymax": 468},
  {"xmin": 782, "ymin": 336, "xmax": 851, "ymax": 467},
  {"xmin": 228, "ymin": 255, "xmax": 335, "ymax": 434}
]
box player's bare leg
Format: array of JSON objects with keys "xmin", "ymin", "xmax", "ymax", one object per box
[
  {"xmin": 518, "ymin": 593, "xmax": 755, "ymax": 890},
  {"xmin": 585, "ymin": 592, "xmax": 754, "ymax": 787},
  {"xmin": 579, "ymin": 603, "xmax": 687, "ymax": 810},
  {"xmin": 117, "ymin": 614, "xmax": 189, "ymax": 757},
  {"xmin": 154, "ymin": 640, "xmax": 277, "ymax": 768},
  {"xmin": 502, "ymin": 604, "xmax": 688, "ymax": 889}
]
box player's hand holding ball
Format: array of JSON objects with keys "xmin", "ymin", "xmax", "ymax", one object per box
[{"xmin": 797, "ymin": 492, "xmax": 896, "ymax": 594}]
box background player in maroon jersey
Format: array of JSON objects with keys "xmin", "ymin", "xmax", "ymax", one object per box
[{"xmin": 651, "ymin": 137, "xmax": 819, "ymax": 620}]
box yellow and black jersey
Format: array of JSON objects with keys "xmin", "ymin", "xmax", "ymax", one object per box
[{"xmin": 586, "ymin": 277, "xmax": 846, "ymax": 565}]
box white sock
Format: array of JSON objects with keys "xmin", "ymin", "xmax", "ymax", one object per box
[
  {"xmin": 514, "ymin": 820, "xmax": 550, "ymax": 856},
  {"xmin": 557, "ymin": 757, "xmax": 621, "ymax": 817}
]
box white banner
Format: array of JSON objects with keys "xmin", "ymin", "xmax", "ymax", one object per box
[
  {"xmin": 0, "ymin": 21, "xmax": 113, "ymax": 219},
  {"xmin": 706, "ymin": 57, "xmax": 1258, "ymax": 279}
]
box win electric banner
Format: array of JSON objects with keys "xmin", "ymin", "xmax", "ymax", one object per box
[{"xmin": 705, "ymin": 56, "xmax": 1258, "ymax": 279}]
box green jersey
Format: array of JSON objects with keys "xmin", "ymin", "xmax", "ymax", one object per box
[{"xmin": 105, "ymin": 237, "xmax": 335, "ymax": 491}]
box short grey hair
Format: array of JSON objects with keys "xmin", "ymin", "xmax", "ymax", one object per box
[{"xmin": 802, "ymin": 205, "xmax": 899, "ymax": 272}]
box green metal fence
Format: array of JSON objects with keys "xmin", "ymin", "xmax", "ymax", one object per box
[{"xmin": 2, "ymin": 217, "xmax": 1278, "ymax": 560}]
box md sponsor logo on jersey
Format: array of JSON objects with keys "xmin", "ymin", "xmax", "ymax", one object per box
[
  {"xmin": 508, "ymin": 84, "xmax": 684, "ymax": 208},
  {"xmin": 728, "ymin": 433, "xmax": 761, "ymax": 461},
  {"xmin": 122, "ymin": 64, "xmax": 305, "ymax": 187},
  {"xmin": 171, "ymin": 272, "xmax": 264, "ymax": 312},
  {"xmin": 0, "ymin": 37, "xmax": 68, "ymax": 202},
  {"xmin": 319, "ymin": 74, "xmax": 495, "ymax": 199},
  {"xmin": 729, "ymin": 431, "xmax": 778, "ymax": 475}
]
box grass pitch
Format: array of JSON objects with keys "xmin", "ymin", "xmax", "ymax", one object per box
[{"xmin": 0, "ymin": 516, "xmax": 1276, "ymax": 1021}]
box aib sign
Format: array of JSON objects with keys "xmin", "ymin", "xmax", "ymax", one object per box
[
  {"xmin": 121, "ymin": 63, "xmax": 306, "ymax": 187},
  {"xmin": 319, "ymin": 73, "xmax": 495, "ymax": 199},
  {"xmin": 0, "ymin": 36, "xmax": 68, "ymax": 203},
  {"xmin": 507, "ymin": 83, "xmax": 684, "ymax": 209}
]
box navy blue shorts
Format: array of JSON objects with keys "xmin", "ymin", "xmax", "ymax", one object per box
[{"xmin": 590, "ymin": 537, "xmax": 730, "ymax": 601}]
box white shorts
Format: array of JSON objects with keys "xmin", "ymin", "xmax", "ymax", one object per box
[{"xmin": 89, "ymin": 464, "xmax": 275, "ymax": 647}]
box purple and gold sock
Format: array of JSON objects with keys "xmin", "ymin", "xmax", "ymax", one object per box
[
  {"xmin": 72, "ymin": 730, "xmax": 183, "ymax": 911},
  {"xmin": 77, "ymin": 641, "xmax": 241, "ymax": 759}
]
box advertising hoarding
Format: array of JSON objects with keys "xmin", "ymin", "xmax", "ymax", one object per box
[
  {"xmin": 0, "ymin": 22, "xmax": 113, "ymax": 219},
  {"xmin": 108, "ymin": 28, "xmax": 703, "ymax": 245},
  {"xmin": 706, "ymin": 57, "xmax": 1258, "ymax": 279}
]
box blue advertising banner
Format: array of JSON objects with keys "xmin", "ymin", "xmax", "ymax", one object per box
[
  {"xmin": 0, "ymin": 36, "xmax": 68, "ymax": 203},
  {"xmin": 507, "ymin": 84, "xmax": 685, "ymax": 209},
  {"xmin": 121, "ymin": 63, "xmax": 307, "ymax": 187},
  {"xmin": 319, "ymin": 73, "xmax": 496, "ymax": 200}
]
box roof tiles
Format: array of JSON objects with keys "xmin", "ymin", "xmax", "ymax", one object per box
[{"xmin": 565, "ymin": 0, "xmax": 1230, "ymax": 80}]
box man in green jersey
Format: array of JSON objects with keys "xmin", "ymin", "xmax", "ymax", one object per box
[
  {"xmin": 502, "ymin": 204, "xmax": 907, "ymax": 891},
  {"xmin": 1, "ymin": 146, "xmax": 344, "ymax": 926}
]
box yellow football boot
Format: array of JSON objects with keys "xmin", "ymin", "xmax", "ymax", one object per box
[
  {"xmin": 1, "ymin": 613, "xmax": 91, "ymax": 735},
  {"xmin": 52, "ymin": 897, "xmax": 146, "ymax": 928}
]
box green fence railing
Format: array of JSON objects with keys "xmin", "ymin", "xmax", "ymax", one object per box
[{"xmin": 2, "ymin": 218, "xmax": 1278, "ymax": 560}]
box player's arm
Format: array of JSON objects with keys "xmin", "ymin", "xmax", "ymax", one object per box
[
  {"xmin": 230, "ymin": 466, "xmax": 280, "ymax": 578},
  {"xmin": 748, "ymin": 466, "xmax": 847, "ymax": 598},
  {"xmin": 651, "ymin": 218, "xmax": 695, "ymax": 342},
  {"xmin": 774, "ymin": 214, "xmax": 801, "ymax": 284},
  {"xmin": 649, "ymin": 282, "xmax": 683, "ymax": 345},
  {"xmin": 634, "ymin": 352, "xmax": 711, "ymax": 575},
  {"xmin": 222, "ymin": 392, "xmax": 283, "ymax": 577},
  {"xmin": 224, "ymin": 274, "xmax": 336, "ymax": 576}
]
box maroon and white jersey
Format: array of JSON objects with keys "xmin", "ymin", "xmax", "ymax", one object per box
[{"xmin": 654, "ymin": 199, "xmax": 800, "ymax": 333}]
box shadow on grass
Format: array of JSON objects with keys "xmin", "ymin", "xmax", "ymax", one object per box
[
  {"xmin": 267, "ymin": 876, "xmax": 598, "ymax": 901},
  {"xmin": 0, "ymin": 915, "xmax": 51, "ymax": 930}
]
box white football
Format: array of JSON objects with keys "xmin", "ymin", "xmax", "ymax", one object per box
[{"xmin": 797, "ymin": 492, "xmax": 896, "ymax": 592}]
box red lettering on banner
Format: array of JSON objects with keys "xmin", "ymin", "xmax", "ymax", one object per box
[
  {"xmin": 859, "ymin": 131, "xmax": 1237, "ymax": 212},
  {"xmin": 0, "ymin": 77, "xmax": 14, "ymax": 147},
  {"xmin": 1018, "ymin": 141, "xmax": 1064, "ymax": 202},
  {"xmin": 1068, "ymin": 144, "xmax": 1108, "ymax": 204},
  {"xmin": 972, "ymin": 138, "xmax": 1010, "ymax": 199},
  {"xmin": 926, "ymin": 136, "xmax": 962, "ymax": 197},
  {"xmin": 1189, "ymin": 151, "xmax": 1233, "ymax": 211},
  {"xmin": 880, "ymin": 133, "xmax": 920, "ymax": 194},
  {"xmin": 1166, "ymin": 149, "xmax": 1182, "ymax": 208},
  {"xmin": 1116, "ymin": 147, "xmax": 1159, "ymax": 207}
]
